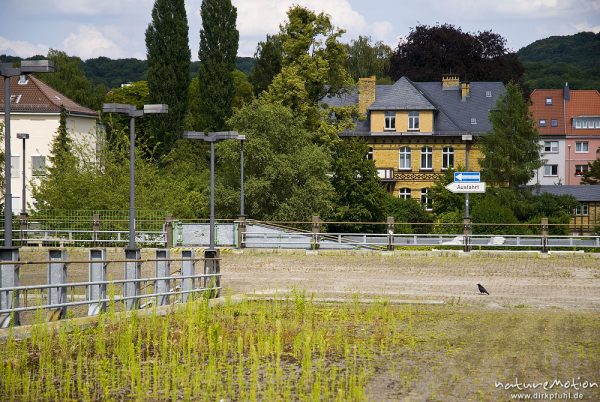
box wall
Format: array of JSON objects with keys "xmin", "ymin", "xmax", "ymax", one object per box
[{"xmin": 370, "ymin": 110, "xmax": 434, "ymax": 133}]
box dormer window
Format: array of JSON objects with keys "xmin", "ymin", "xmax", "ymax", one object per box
[
  {"xmin": 18, "ymin": 75, "xmax": 28, "ymax": 85},
  {"xmin": 384, "ymin": 111, "xmax": 396, "ymax": 131},
  {"xmin": 408, "ymin": 111, "xmax": 420, "ymax": 131},
  {"xmin": 485, "ymin": 90, "xmax": 492, "ymax": 97},
  {"xmin": 545, "ymin": 97, "xmax": 553, "ymax": 105},
  {"xmin": 470, "ymin": 118, "xmax": 477, "ymax": 125}
]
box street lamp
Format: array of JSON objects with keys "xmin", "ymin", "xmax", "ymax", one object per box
[
  {"xmin": 1, "ymin": 60, "xmax": 54, "ymax": 247},
  {"xmin": 102, "ymin": 103, "xmax": 168, "ymax": 249},
  {"xmin": 16, "ymin": 133, "xmax": 29, "ymax": 214}
]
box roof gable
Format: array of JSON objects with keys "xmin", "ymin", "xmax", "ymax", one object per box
[
  {"xmin": 369, "ymin": 77, "xmax": 436, "ymax": 111},
  {"xmin": 0, "ymin": 75, "xmax": 97, "ymax": 117}
]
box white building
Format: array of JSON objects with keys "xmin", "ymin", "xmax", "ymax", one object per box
[{"xmin": 1, "ymin": 74, "xmax": 99, "ymax": 212}]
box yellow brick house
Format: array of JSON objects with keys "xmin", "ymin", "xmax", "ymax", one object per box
[{"xmin": 326, "ymin": 75, "xmax": 505, "ymax": 209}]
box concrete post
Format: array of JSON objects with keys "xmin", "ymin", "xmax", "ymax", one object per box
[
  {"xmin": 124, "ymin": 248, "xmax": 141, "ymax": 310},
  {"xmin": 0, "ymin": 248, "xmax": 20, "ymax": 327},
  {"xmin": 541, "ymin": 217, "xmax": 549, "ymax": 253},
  {"xmin": 312, "ymin": 215, "xmax": 321, "ymax": 250},
  {"xmin": 92, "ymin": 213, "xmax": 100, "ymax": 247},
  {"xmin": 88, "ymin": 249, "xmax": 106, "ymax": 316},
  {"xmin": 181, "ymin": 250, "xmax": 195, "ymax": 303},
  {"xmin": 165, "ymin": 216, "xmax": 174, "ymax": 249},
  {"xmin": 48, "ymin": 249, "xmax": 67, "ymax": 321},
  {"xmin": 155, "ymin": 249, "xmax": 170, "ymax": 306},
  {"xmin": 386, "ymin": 216, "xmax": 395, "ymax": 251},
  {"xmin": 204, "ymin": 249, "xmax": 220, "ymax": 298},
  {"xmin": 463, "ymin": 217, "xmax": 472, "ymax": 252},
  {"xmin": 238, "ymin": 216, "xmax": 246, "ymax": 249}
]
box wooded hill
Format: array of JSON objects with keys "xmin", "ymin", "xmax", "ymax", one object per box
[{"xmin": 517, "ymin": 31, "xmax": 600, "ymax": 91}]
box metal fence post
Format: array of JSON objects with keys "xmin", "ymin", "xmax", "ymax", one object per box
[
  {"xmin": 463, "ymin": 217, "xmax": 472, "ymax": 252},
  {"xmin": 312, "ymin": 215, "xmax": 321, "ymax": 250},
  {"xmin": 19, "ymin": 213, "xmax": 28, "ymax": 246},
  {"xmin": 181, "ymin": 249, "xmax": 195, "ymax": 303},
  {"xmin": 0, "ymin": 248, "xmax": 20, "ymax": 327},
  {"xmin": 124, "ymin": 248, "xmax": 141, "ymax": 310},
  {"xmin": 88, "ymin": 249, "xmax": 106, "ymax": 316},
  {"xmin": 204, "ymin": 249, "xmax": 220, "ymax": 298},
  {"xmin": 238, "ymin": 216, "xmax": 246, "ymax": 249},
  {"xmin": 155, "ymin": 249, "xmax": 170, "ymax": 306},
  {"xmin": 92, "ymin": 213, "xmax": 100, "ymax": 247},
  {"xmin": 48, "ymin": 249, "xmax": 67, "ymax": 321},
  {"xmin": 387, "ymin": 216, "xmax": 395, "ymax": 251},
  {"xmin": 541, "ymin": 217, "xmax": 549, "ymax": 253},
  {"xmin": 165, "ymin": 216, "xmax": 173, "ymax": 249}
]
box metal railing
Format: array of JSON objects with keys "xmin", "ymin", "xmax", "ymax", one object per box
[{"xmin": 0, "ymin": 249, "xmax": 220, "ymax": 328}]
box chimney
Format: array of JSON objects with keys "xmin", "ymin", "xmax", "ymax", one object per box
[
  {"xmin": 461, "ymin": 82, "xmax": 470, "ymax": 101},
  {"xmin": 358, "ymin": 76, "xmax": 376, "ymax": 117},
  {"xmin": 563, "ymin": 82, "xmax": 570, "ymax": 101},
  {"xmin": 442, "ymin": 74, "xmax": 460, "ymax": 90}
]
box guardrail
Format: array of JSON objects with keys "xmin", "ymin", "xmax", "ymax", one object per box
[{"xmin": 0, "ymin": 249, "xmax": 220, "ymax": 328}]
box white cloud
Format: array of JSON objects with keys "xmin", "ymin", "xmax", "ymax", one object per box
[
  {"xmin": 0, "ymin": 37, "xmax": 49, "ymax": 57},
  {"xmin": 574, "ymin": 21, "xmax": 600, "ymax": 33},
  {"xmin": 62, "ymin": 25, "xmax": 124, "ymax": 59},
  {"xmin": 14, "ymin": 0, "xmax": 154, "ymax": 16}
]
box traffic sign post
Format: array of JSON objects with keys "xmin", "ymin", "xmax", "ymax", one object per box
[
  {"xmin": 446, "ymin": 172, "xmax": 485, "ymax": 252},
  {"xmin": 445, "ymin": 182, "xmax": 486, "ymax": 193},
  {"xmin": 454, "ymin": 171, "xmax": 480, "ymax": 182}
]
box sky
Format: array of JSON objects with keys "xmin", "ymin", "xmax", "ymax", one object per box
[{"xmin": 0, "ymin": 0, "xmax": 599, "ymax": 61}]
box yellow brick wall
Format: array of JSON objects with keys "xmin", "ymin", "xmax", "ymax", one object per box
[
  {"xmin": 371, "ymin": 143, "xmax": 483, "ymax": 171},
  {"xmin": 370, "ymin": 110, "xmax": 434, "ymax": 132}
]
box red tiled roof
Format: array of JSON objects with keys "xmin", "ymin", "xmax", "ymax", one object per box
[{"xmin": 0, "ymin": 75, "xmax": 97, "ymax": 117}]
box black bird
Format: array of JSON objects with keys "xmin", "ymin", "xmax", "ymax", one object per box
[{"xmin": 477, "ymin": 284, "xmax": 490, "ymax": 295}]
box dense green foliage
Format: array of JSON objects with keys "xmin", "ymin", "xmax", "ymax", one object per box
[
  {"xmin": 518, "ymin": 32, "xmax": 600, "ymax": 91},
  {"xmin": 389, "ymin": 24, "xmax": 523, "ymax": 84},
  {"xmin": 345, "ymin": 36, "xmax": 392, "ymax": 82},
  {"xmin": 249, "ymin": 34, "xmax": 283, "ymax": 95},
  {"xmin": 196, "ymin": 0, "xmax": 239, "ymax": 131},
  {"xmin": 83, "ymin": 57, "xmax": 148, "ymax": 88},
  {"xmin": 581, "ymin": 159, "xmax": 600, "ymax": 185},
  {"xmin": 479, "ymin": 82, "xmax": 543, "ymax": 188},
  {"xmin": 145, "ymin": 0, "xmax": 191, "ymax": 158}
]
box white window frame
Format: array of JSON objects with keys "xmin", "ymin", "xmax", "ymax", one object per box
[
  {"xmin": 470, "ymin": 118, "xmax": 477, "ymax": 125},
  {"xmin": 575, "ymin": 120, "xmax": 582, "ymax": 129},
  {"xmin": 11, "ymin": 155, "xmax": 20, "ymax": 178},
  {"xmin": 442, "ymin": 146, "xmax": 454, "ymax": 170},
  {"xmin": 420, "ymin": 146, "xmax": 432, "ymax": 170},
  {"xmin": 575, "ymin": 203, "xmax": 589, "ymax": 216},
  {"xmin": 399, "ymin": 188, "xmax": 411, "ymax": 200},
  {"xmin": 543, "ymin": 141, "xmax": 558, "ymax": 153},
  {"xmin": 367, "ymin": 146, "xmax": 373, "ymax": 160},
  {"xmin": 575, "ymin": 164, "xmax": 589, "ymax": 176},
  {"xmin": 32, "ymin": 155, "xmax": 47, "ymax": 176},
  {"xmin": 384, "ymin": 111, "xmax": 396, "ymax": 131},
  {"xmin": 485, "ymin": 90, "xmax": 492, "ymax": 98},
  {"xmin": 408, "ymin": 111, "xmax": 420, "ymax": 131},
  {"xmin": 543, "ymin": 164, "xmax": 558, "ymax": 177},
  {"xmin": 420, "ymin": 188, "xmax": 432, "ymax": 211},
  {"xmin": 545, "ymin": 97, "xmax": 553, "ymax": 105},
  {"xmin": 399, "ymin": 147, "xmax": 411, "ymax": 170},
  {"xmin": 551, "ymin": 119, "xmax": 558, "ymax": 127},
  {"xmin": 575, "ymin": 141, "xmax": 589, "ymax": 153},
  {"xmin": 539, "ymin": 119, "xmax": 546, "ymax": 127}
]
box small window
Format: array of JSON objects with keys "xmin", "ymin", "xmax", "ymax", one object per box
[
  {"xmin": 420, "ymin": 188, "xmax": 432, "ymax": 211},
  {"xmin": 575, "ymin": 164, "xmax": 589, "ymax": 176},
  {"xmin": 574, "ymin": 203, "xmax": 589, "ymax": 216},
  {"xmin": 399, "ymin": 188, "xmax": 411, "ymax": 200},
  {"xmin": 551, "ymin": 119, "xmax": 558, "ymax": 127},
  {"xmin": 575, "ymin": 120, "xmax": 582, "ymax": 129},
  {"xmin": 442, "ymin": 147, "xmax": 454, "ymax": 170},
  {"xmin": 32, "ymin": 156, "xmax": 46, "ymax": 176},
  {"xmin": 543, "ymin": 164, "xmax": 558, "ymax": 176},
  {"xmin": 545, "ymin": 97, "xmax": 553, "ymax": 105},
  {"xmin": 367, "ymin": 147, "xmax": 373, "ymax": 160},
  {"xmin": 384, "ymin": 111, "xmax": 396, "ymax": 131},
  {"xmin": 420, "ymin": 146, "xmax": 432, "ymax": 170},
  {"xmin": 399, "ymin": 147, "xmax": 411, "ymax": 170},
  {"xmin": 11, "ymin": 156, "xmax": 20, "ymax": 178},
  {"xmin": 18, "ymin": 75, "xmax": 28, "ymax": 85},
  {"xmin": 408, "ymin": 111, "xmax": 420, "ymax": 131},
  {"xmin": 575, "ymin": 142, "xmax": 589, "ymax": 153},
  {"xmin": 543, "ymin": 141, "xmax": 558, "ymax": 153},
  {"xmin": 11, "ymin": 196, "xmax": 20, "ymax": 214},
  {"xmin": 539, "ymin": 119, "xmax": 546, "ymax": 127},
  {"xmin": 470, "ymin": 118, "xmax": 477, "ymax": 125},
  {"xmin": 485, "ymin": 90, "xmax": 492, "ymax": 97}
]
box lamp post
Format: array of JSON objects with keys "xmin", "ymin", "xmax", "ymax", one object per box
[
  {"xmin": 16, "ymin": 133, "xmax": 29, "ymax": 214},
  {"xmin": 102, "ymin": 103, "xmax": 168, "ymax": 249},
  {"xmin": 1, "ymin": 60, "xmax": 54, "ymax": 248}
]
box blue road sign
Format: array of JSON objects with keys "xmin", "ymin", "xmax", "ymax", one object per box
[{"xmin": 454, "ymin": 172, "xmax": 480, "ymax": 182}]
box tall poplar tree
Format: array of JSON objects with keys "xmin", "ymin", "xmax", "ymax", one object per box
[
  {"xmin": 145, "ymin": 0, "xmax": 191, "ymax": 157},
  {"xmin": 197, "ymin": 0, "xmax": 239, "ymax": 131},
  {"xmin": 479, "ymin": 82, "xmax": 543, "ymax": 188}
]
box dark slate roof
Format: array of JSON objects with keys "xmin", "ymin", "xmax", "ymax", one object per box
[
  {"xmin": 530, "ymin": 185, "xmax": 600, "ymax": 202},
  {"xmin": 413, "ymin": 81, "xmax": 504, "ymax": 134},
  {"xmin": 369, "ymin": 77, "xmax": 436, "ymax": 111}
]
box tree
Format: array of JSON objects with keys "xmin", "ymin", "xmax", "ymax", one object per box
[
  {"xmin": 145, "ymin": 0, "xmax": 191, "ymax": 158},
  {"xmin": 479, "ymin": 81, "xmax": 543, "ymax": 188},
  {"xmin": 345, "ymin": 36, "xmax": 392, "ymax": 82},
  {"xmin": 389, "ymin": 24, "xmax": 523, "ymax": 84},
  {"xmin": 37, "ymin": 50, "xmax": 106, "ymax": 109},
  {"xmin": 249, "ymin": 34, "xmax": 283, "ymax": 95},
  {"xmin": 328, "ymin": 138, "xmax": 389, "ymax": 232},
  {"xmin": 196, "ymin": 0, "xmax": 239, "ymax": 131},
  {"xmin": 581, "ymin": 159, "xmax": 600, "ymax": 185}
]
